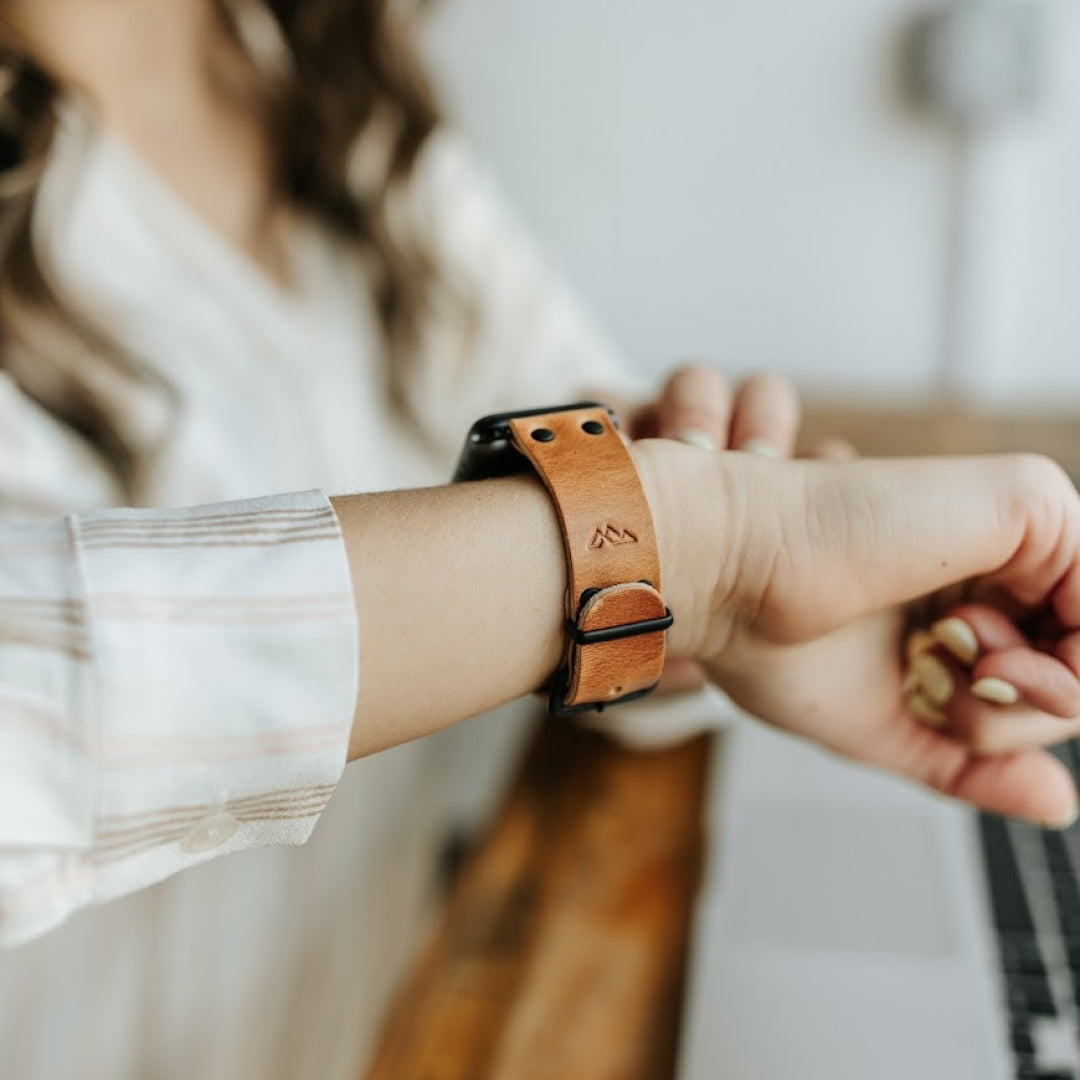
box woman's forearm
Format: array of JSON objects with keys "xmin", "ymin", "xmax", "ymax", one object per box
[
  {"xmin": 332, "ymin": 441, "xmax": 1080, "ymax": 832},
  {"xmin": 333, "ymin": 476, "xmax": 569, "ymax": 759}
]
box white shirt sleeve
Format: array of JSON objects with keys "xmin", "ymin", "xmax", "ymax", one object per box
[{"xmin": 0, "ymin": 490, "xmax": 357, "ymax": 946}]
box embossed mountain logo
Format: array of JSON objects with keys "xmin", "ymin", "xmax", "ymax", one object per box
[{"xmin": 589, "ymin": 524, "xmax": 638, "ymax": 549}]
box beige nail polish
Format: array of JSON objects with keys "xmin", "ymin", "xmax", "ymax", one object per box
[
  {"xmin": 971, "ymin": 677, "xmax": 1020, "ymax": 706},
  {"xmin": 1041, "ymin": 799, "xmax": 1080, "ymax": 831},
  {"xmin": 905, "ymin": 629, "xmax": 935, "ymax": 663},
  {"xmin": 931, "ymin": 617, "xmax": 979, "ymax": 665},
  {"xmin": 912, "ymin": 653, "xmax": 955, "ymax": 707},
  {"xmin": 675, "ymin": 428, "xmax": 719, "ymax": 453},
  {"xmin": 906, "ymin": 691, "xmax": 947, "ymax": 727},
  {"xmin": 740, "ymin": 438, "xmax": 779, "ymax": 458}
]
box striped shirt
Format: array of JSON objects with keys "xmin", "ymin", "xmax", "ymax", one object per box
[
  {"xmin": 0, "ymin": 492, "xmax": 356, "ymax": 945},
  {"xmin": 0, "ymin": 113, "xmax": 649, "ymax": 1078}
]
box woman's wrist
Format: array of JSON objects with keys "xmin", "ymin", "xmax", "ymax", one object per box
[
  {"xmin": 334, "ymin": 435, "xmax": 757, "ymax": 758},
  {"xmin": 630, "ymin": 438, "xmax": 746, "ymax": 665}
]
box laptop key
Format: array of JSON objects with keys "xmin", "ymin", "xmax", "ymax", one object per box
[
  {"xmin": 1007, "ymin": 979, "xmax": 1057, "ymax": 1017},
  {"xmin": 1065, "ymin": 938, "xmax": 1080, "ymax": 969},
  {"xmin": 999, "ymin": 942, "xmax": 1055, "ymax": 1017},
  {"xmin": 1003, "ymin": 934, "xmax": 1045, "ymax": 963},
  {"xmin": 983, "ymin": 817, "xmax": 1041, "ymax": 934},
  {"xmin": 1010, "ymin": 1028, "xmax": 1035, "ymax": 1055}
]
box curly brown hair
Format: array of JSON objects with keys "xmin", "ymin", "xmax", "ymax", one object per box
[{"xmin": 0, "ymin": 0, "xmax": 444, "ymax": 492}]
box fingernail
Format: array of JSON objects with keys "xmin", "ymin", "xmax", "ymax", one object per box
[
  {"xmin": 931, "ymin": 617, "xmax": 979, "ymax": 666},
  {"xmin": 971, "ymin": 677, "xmax": 1020, "ymax": 706},
  {"xmin": 1040, "ymin": 797, "xmax": 1080, "ymax": 831},
  {"xmin": 740, "ymin": 438, "xmax": 779, "ymax": 458},
  {"xmin": 911, "ymin": 653, "xmax": 955, "ymax": 707},
  {"xmin": 906, "ymin": 691, "xmax": 947, "ymax": 727},
  {"xmin": 674, "ymin": 428, "xmax": 719, "ymax": 453},
  {"xmin": 905, "ymin": 629, "xmax": 935, "ymax": 664}
]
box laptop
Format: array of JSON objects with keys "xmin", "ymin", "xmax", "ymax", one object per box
[{"xmin": 679, "ymin": 714, "xmax": 1080, "ymax": 1080}]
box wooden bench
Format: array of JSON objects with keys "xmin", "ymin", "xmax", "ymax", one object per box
[{"xmin": 365, "ymin": 718, "xmax": 712, "ymax": 1080}]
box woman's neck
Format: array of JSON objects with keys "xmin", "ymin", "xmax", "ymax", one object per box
[
  {"xmin": 5, "ymin": 0, "xmax": 222, "ymax": 129},
  {"xmin": 4, "ymin": 0, "xmax": 291, "ymax": 287}
]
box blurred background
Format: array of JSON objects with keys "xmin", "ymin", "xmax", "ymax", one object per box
[
  {"xmin": 378, "ymin": 8, "xmax": 1080, "ymax": 1078},
  {"xmin": 428, "ymin": 0, "xmax": 1080, "ymax": 409}
]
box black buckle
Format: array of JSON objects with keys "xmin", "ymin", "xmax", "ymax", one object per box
[
  {"xmin": 565, "ymin": 609, "xmax": 673, "ymax": 646},
  {"xmin": 547, "ymin": 606, "xmax": 674, "ymax": 718},
  {"xmin": 547, "ymin": 671, "xmax": 661, "ymax": 719}
]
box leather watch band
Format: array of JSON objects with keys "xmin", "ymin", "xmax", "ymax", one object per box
[{"xmin": 505, "ymin": 405, "xmax": 672, "ymax": 715}]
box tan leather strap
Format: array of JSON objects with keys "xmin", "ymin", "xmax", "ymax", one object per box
[{"xmin": 507, "ymin": 406, "xmax": 671, "ymax": 714}]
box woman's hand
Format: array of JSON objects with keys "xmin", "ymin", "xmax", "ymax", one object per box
[
  {"xmin": 905, "ymin": 600, "xmax": 1080, "ymax": 753},
  {"xmin": 621, "ymin": 363, "xmax": 811, "ymax": 693},
  {"xmin": 634, "ymin": 443, "xmax": 1080, "ymax": 828},
  {"xmin": 627, "ymin": 363, "xmax": 801, "ymax": 458}
]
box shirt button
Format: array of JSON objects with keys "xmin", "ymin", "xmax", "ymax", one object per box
[{"xmin": 181, "ymin": 812, "xmax": 238, "ymax": 854}]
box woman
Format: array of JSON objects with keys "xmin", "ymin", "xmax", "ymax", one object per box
[{"xmin": 0, "ymin": 1, "xmax": 1078, "ymax": 1077}]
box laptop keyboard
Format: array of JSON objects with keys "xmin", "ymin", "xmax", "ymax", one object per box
[{"xmin": 981, "ymin": 741, "xmax": 1080, "ymax": 1080}]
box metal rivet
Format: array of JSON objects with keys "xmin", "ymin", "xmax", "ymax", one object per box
[
  {"xmin": 582, "ymin": 420, "xmax": 604, "ymax": 435},
  {"xmin": 531, "ymin": 428, "xmax": 555, "ymax": 442}
]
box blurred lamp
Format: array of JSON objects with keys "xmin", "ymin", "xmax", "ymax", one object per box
[{"xmin": 911, "ymin": 0, "xmax": 1046, "ymax": 125}]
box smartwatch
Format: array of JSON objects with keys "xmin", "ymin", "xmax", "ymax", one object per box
[{"xmin": 453, "ymin": 402, "xmax": 673, "ymax": 717}]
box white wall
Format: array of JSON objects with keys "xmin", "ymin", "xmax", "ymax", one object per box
[{"xmin": 428, "ymin": 0, "xmax": 1080, "ymax": 408}]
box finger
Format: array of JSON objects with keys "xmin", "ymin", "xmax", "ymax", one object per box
[
  {"xmin": 944, "ymin": 748, "xmax": 1078, "ymax": 827},
  {"xmin": 853, "ymin": 708, "xmax": 1078, "ymax": 827},
  {"xmin": 930, "ymin": 603, "xmax": 1026, "ymax": 665},
  {"xmin": 907, "ymin": 646, "xmax": 958, "ymax": 710},
  {"xmin": 907, "ymin": 637, "xmax": 1080, "ymax": 745},
  {"xmin": 805, "ymin": 437, "xmax": 857, "ymax": 461},
  {"xmin": 950, "ymin": 694, "xmax": 1080, "ymax": 753},
  {"xmin": 904, "ymin": 604, "xmax": 1017, "ymax": 694},
  {"xmin": 655, "ymin": 363, "xmax": 732, "ymax": 449},
  {"xmin": 728, "ymin": 373, "xmax": 801, "ymax": 458},
  {"xmin": 937, "ymin": 652, "xmax": 1064, "ymax": 750},
  {"xmin": 971, "ymin": 642, "xmax": 1080, "ymax": 718}
]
